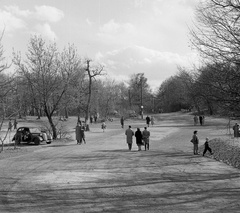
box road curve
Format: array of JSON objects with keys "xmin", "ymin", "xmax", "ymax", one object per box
[{"xmin": 0, "ymin": 113, "xmax": 240, "ymax": 213}]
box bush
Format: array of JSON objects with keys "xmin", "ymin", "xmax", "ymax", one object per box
[{"xmin": 200, "ymin": 138, "xmax": 240, "ymax": 169}]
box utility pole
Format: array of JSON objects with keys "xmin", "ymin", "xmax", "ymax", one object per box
[{"xmin": 128, "ymin": 89, "xmax": 131, "ymax": 109}]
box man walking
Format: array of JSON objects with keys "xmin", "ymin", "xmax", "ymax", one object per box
[
  {"xmin": 8, "ymin": 120, "xmax": 13, "ymax": 131},
  {"xmin": 125, "ymin": 125, "xmax": 134, "ymax": 151},
  {"xmin": 146, "ymin": 115, "xmax": 150, "ymax": 127},
  {"xmin": 120, "ymin": 116, "xmax": 124, "ymax": 128},
  {"xmin": 142, "ymin": 127, "xmax": 150, "ymax": 151}
]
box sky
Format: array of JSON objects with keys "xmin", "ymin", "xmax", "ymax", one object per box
[{"xmin": 0, "ymin": 0, "xmax": 199, "ymax": 91}]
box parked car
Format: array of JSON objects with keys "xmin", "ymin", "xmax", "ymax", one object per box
[
  {"xmin": 128, "ymin": 110, "xmax": 138, "ymax": 118},
  {"xmin": 12, "ymin": 127, "xmax": 52, "ymax": 145}
]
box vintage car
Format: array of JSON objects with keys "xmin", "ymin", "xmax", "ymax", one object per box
[{"xmin": 12, "ymin": 127, "xmax": 52, "ymax": 145}]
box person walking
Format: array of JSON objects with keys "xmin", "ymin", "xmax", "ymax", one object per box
[
  {"xmin": 150, "ymin": 116, "xmax": 154, "ymax": 126},
  {"xmin": 233, "ymin": 123, "xmax": 239, "ymax": 138},
  {"xmin": 194, "ymin": 115, "xmax": 198, "ymax": 126},
  {"xmin": 75, "ymin": 122, "xmax": 82, "ymax": 144},
  {"xmin": 8, "ymin": 120, "xmax": 13, "ymax": 131},
  {"xmin": 90, "ymin": 115, "xmax": 93, "ymax": 124},
  {"xmin": 125, "ymin": 125, "xmax": 134, "ymax": 151},
  {"xmin": 94, "ymin": 114, "xmax": 97, "ymax": 123},
  {"xmin": 120, "ymin": 116, "xmax": 124, "ymax": 128},
  {"xmin": 142, "ymin": 127, "xmax": 150, "ymax": 151},
  {"xmin": 202, "ymin": 115, "xmax": 205, "ymax": 125},
  {"xmin": 14, "ymin": 119, "xmax": 18, "ymax": 129},
  {"xmin": 80, "ymin": 126, "xmax": 86, "ymax": 144},
  {"xmin": 146, "ymin": 115, "xmax": 150, "ymax": 127},
  {"xmin": 199, "ymin": 115, "xmax": 203, "ymax": 126},
  {"xmin": 191, "ymin": 130, "xmax": 199, "ymax": 155},
  {"xmin": 101, "ymin": 122, "xmax": 106, "ymax": 132},
  {"xmin": 203, "ymin": 137, "xmax": 213, "ymax": 156},
  {"xmin": 135, "ymin": 128, "xmax": 143, "ymax": 151}
]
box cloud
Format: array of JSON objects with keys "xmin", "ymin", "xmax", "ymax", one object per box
[
  {"xmin": 97, "ymin": 19, "xmax": 136, "ymax": 45},
  {"xmin": 0, "ymin": 5, "xmax": 64, "ymax": 39},
  {"xmin": 4, "ymin": 5, "xmax": 31, "ymax": 17},
  {"xmin": 95, "ymin": 45, "xmax": 197, "ymax": 90},
  {"xmin": 35, "ymin": 5, "xmax": 64, "ymax": 22},
  {"xmin": 34, "ymin": 23, "xmax": 57, "ymax": 41},
  {"xmin": 86, "ymin": 18, "xmax": 93, "ymax": 26},
  {"xmin": 0, "ymin": 9, "xmax": 27, "ymax": 33},
  {"xmin": 133, "ymin": 0, "xmax": 145, "ymax": 8}
]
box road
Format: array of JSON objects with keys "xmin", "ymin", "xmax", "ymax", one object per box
[{"xmin": 0, "ymin": 113, "xmax": 240, "ymax": 213}]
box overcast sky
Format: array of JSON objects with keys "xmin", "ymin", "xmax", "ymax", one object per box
[{"xmin": 0, "ymin": 0, "xmax": 199, "ymax": 91}]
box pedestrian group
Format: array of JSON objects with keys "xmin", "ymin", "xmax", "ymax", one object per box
[{"xmin": 125, "ymin": 125, "xmax": 150, "ymax": 151}]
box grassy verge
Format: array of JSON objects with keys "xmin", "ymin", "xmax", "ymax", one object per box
[{"xmin": 200, "ymin": 138, "xmax": 240, "ymax": 169}]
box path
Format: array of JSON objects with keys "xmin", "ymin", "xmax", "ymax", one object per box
[{"xmin": 0, "ymin": 113, "xmax": 240, "ymax": 212}]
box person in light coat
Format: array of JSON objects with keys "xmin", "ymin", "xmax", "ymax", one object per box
[
  {"xmin": 191, "ymin": 130, "xmax": 199, "ymax": 155},
  {"xmin": 125, "ymin": 125, "xmax": 134, "ymax": 151},
  {"xmin": 142, "ymin": 127, "xmax": 150, "ymax": 151}
]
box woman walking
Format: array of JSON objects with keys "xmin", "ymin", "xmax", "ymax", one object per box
[{"xmin": 135, "ymin": 128, "xmax": 143, "ymax": 151}]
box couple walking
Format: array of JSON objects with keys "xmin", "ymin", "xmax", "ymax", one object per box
[
  {"xmin": 75, "ymin": 122, "xmax": 86, "ymax": 145},
  {"xmin": 125, "ymin": 126, "xmax": 150, "ymax": 151}
]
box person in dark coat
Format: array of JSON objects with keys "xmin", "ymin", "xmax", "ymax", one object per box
[
  {"xmin": 146, "ymin": 116, "xmax": 150, "ymax": 127},
  {"xmin": 8, "ymin": 120, "xmax": 13, "ymax": 131},
  {"xmin": 203, "ymin": 137, "xmax": 213, "ymax": 156},
  {"xmin": 135, "ymin": 128, "xmax": 143, "ymax": 151},
  {"xmin": 14, "ymin": 119, "xmax": 18, "ymax": 129},
  {"xmin": 75, "ymin": 123, "xmax": 83, "ymax": 144},
  {"xmin": 199, "ymin": 115, "xmax": 203, "ymax": 126},
  {"xmin": 120, "ymin": 116, "xmax": 124, "ymax": 128},
  {"xmin": 90, "ymin": 115, "xmax": 93, "ymax": 124},
  {"xmin": 233, "ymin": 123, "xmax": 239, "ymax": 137}
]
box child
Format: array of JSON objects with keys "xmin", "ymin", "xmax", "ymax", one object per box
[{"xmin": 203, "ymin": 137, "xmax": 213, "ymax": 156}]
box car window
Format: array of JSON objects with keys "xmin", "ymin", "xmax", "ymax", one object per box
[{"xmin": 30, "ymin": 128, "xmax": 41, "ymax": 133}]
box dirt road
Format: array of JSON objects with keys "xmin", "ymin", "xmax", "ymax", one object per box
[{"xmin": 0, "ymin": 113, "xmax": 240, "ymax": 213}]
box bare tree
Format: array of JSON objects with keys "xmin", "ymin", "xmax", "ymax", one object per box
[
  {"xmin": 13, "ymin": 36, "xmax": 77, "ymax": 139},
  {"xmin": 0, "ymin": 31, "xmax": 15, "ymax": 151},
  {"xmin": 190, "ymin": 0, "xmax": 240, "ymax": 64},
  {"xmin": 84, "ymin": 59, "xmax": 104, "ymax": 128}
]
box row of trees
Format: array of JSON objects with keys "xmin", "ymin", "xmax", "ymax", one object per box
[
  {"xmin": 0, "ymin": 35, "xmax": 154, "ymax": 140},
  {"xmin": 155, "ymin": 0, "xmax": 240, "ymax": 116}
]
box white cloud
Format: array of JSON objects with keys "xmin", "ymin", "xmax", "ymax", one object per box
[
  {"xmin": 86, "ymin": 18, "xmax": 93, "ymax": 26},
  {"xmin": 95, "ymin": 45, "xmax": 198, "ymax": 90},
  {"xmin": 0, "ymin": 9, "xmax": 27, "ymax": 33},
  {"xmin": 35, "ymin": 5, "xmax": 64, "ymax": 22},
  {"xmin": 98, "ymin": 19, "xmax": 136, "ymax": 45},
  {"xmin": 4, "ymin": 5, "xmax": 31, "ymax": 17},
  {"xmin": 0, "ymin": 5, "xmax": 64, "ymax": 37},
  {"xmin": 34, "ymin": 23, "xmax": 57, "ymax": 41}
]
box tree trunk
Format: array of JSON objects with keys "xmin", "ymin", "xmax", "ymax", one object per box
[
  {"xmin": 65, "ymin": 107, "xmax": 68, "ymax": 119},
  {"xmin": 45, "ymin": 108, "xmax": 57, "ymax": 139}
]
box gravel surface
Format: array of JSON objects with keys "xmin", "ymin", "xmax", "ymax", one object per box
[{"xmin": 0, "ymin": 113, "xmax": 240, "ymax": 213}]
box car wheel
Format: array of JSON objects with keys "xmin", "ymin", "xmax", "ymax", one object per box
[
  {"xmin": 34, "ymin": 137, "xmax": 40, "ymax": 145},
  {"xmin": 46, "ymin": 142, "xmax": 51, "ymax": 144}
]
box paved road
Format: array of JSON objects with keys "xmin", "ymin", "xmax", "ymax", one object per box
[{"xmin": 0, "ymin": 113, "xmax": 240, "ymax": 213}]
